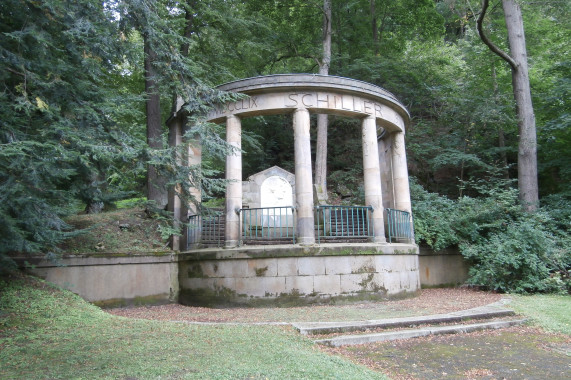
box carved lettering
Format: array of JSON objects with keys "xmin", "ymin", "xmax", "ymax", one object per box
[
  {"xmin": 317, "ymin": 93, "xmax": 329, "ymax": 107},
  {"xmin": 352, "ymin": 97, "xmax": 358, "ymax": 112},
  {"xmin": 363, "ymin": 101, "xmax": 373, "ymax": 114},
  {"xmin": 250, "ymin": 97, "xmax": 258, "ymax": 108},
  {"xmin": 341, "ymin": 96, "xmax": 351, "ymax": 110},
  {"xmin": 285, "ymin": 93, "xmax": 298, "ymax": 107},
  {"xmin": 227, "ymin": 102, "xmax": 234, "ymax": 112},
  {"xmin": 334, "ymin": 96, "xmax": 342, "ymax": 109},
  {"xmin": 374, "ymin": 104, "xmax": 383, "ymax": 117},
  {"xmin": 302, "ymin": 93, "xmax": 314, "ymax": 107}
]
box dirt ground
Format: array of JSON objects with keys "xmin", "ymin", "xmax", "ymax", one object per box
[
  {"xmin": 107, "ymin": 289, "xmax": 570, "ymax": 379},
  {"xmin": 107, "ymin": 288, "xmax": 504, "ymax": 323}
]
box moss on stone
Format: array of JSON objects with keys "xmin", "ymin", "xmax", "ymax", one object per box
[
  {"xmin": 255, "ymin": 266, "xmax": 268, "ymax": 277},
  {"xmin": 93, "ymin": 294, "xmax": 171, "ymax": 309},
  {"xmin": 186, "ymin": 263, "xmax": 204, "ymax": 278}
]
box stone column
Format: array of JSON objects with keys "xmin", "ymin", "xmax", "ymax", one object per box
[
  {"xmin": 168, "ymin": 115, "xmax": 203, "ymax": 251},
  {"xmin": 182, "ymin": 130, "xmax": 202, "ymax": 250},
  {"xmin": 167, "ymin": 116, "xmax": 183, "ymax": 251},
  {"xmin": 391, "ymin": 131, "xmax": 412, "ymax": 214},
  {"xmin": 225, "ymin": 115, "xmax": 242, "ymax": 248},
  {"xmin": 293, "ymin": 108, "xmax": 315, "ymax": 245},
  {"xmin": 362, "ymin": 115, "xmax": 386, "ymax": 243}
]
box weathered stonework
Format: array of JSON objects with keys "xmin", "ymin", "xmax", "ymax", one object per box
[
  {"xmin": 15, "ymin": 244, "xmax": 470, "ymax": 306},
  {"xmin": 178, "ymin": 243, "xmax": 420, "ymax": 306},
  {"xmin": 16, "ymin": 253, "xmax": 179, "ymax": 308}
]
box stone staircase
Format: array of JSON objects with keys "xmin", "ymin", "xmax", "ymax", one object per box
[{"xmin": 292, "ymin": 301, "xmax": 526, "ymax": 347}]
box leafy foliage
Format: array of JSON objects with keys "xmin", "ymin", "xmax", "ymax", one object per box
[
  {"xmin": 410, "ymin": 178, "xmax": 459, "ymax": 251},
  {"xmin": 0, "ymin": 0, "xmax": 141, "ymax": 260},
  {"xmin": 412, "ymin": 180, "xmax": 570, "ymax": 294},
  {"xmin": 0, "ymin": 0, "xmax": 569, "ymax": 296}
]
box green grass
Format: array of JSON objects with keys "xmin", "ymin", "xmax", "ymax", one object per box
[
  {"xmin": 0, "ymin": 276, "xmax": 387, "ymax": 380},
  {"xmin": 511, "ymin": 294, "xmax": 571, "ymax": 335}
]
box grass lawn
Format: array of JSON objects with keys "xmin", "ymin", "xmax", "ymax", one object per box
[
  {"xmin": 0, "ymin": 275, "xmax": 387, "ymax": 380},
  {"xmin": 510, "ymin": 293, "xmax": 571, "ymax": 335}
]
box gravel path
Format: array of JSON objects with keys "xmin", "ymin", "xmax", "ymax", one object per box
[{"xmin": 107, "ymin": 288, "xmax": 504, "ymax": 324}]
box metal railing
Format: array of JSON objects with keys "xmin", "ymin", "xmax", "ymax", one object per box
[
  {"xmin": 187, "ymin": 205, "xmax": 413, "ymax": 247},
  {"xmin": 315, "ymin": 205, "xmax": 373, "ymax": 243},
  {"xmin": 240, "ymin": 206, "xmax": 295, "ymax": 243},
  {"xmin": 188, "ymin": 211, "xmax": 225, "ymax": 248},
  {"xmin": 385, "ymin": 208, "xmax": 413, "ymax": 243}
]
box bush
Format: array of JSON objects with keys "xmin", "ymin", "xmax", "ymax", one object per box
[
  {"xmin": 410, "ymin": 178, "xmax": 459, "ymax": 250},
  {"xmin": 411, "ymin": 179, "xmax": 570, "ymax": 294},
  {"xmin": 461, "ymin": 219, "xmax": 560, "ymax": 293}
]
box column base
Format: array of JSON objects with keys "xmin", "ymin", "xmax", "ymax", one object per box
[
  {"xmin": 296, "ymin": 237, "xmax": 316, "ymax": 245},
  {"xmin": 372, "ymin": 236, "xmax": 387, "ymax": 243},
  {"xmin": 225, "ymin": 240, "xmax": 240, "ymax": 249}
]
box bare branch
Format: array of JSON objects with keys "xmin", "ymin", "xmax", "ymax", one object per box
[
  {"xmin": 477, "ymin": 0, "xmax": 517, "ymax": 70},
  {"xmin": 6, "ymin": 67, "xmax": 26, "ymax": 77}
]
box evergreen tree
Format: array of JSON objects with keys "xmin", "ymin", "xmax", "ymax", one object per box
[{"xmin": 0, "ymin": 0, "xmax": 140, "ymax": 262}]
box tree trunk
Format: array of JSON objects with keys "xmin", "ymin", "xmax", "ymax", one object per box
[
  {"xmin": 477, "ymin": 0, "xmax": 538, "ymax": 211},
  {"xmin": 492, "ymin": 64, "xmax": 510, "ymax": 181},
  {"xmin": 314, "ymin": 0, "xmax": 332, "ymax": 204},
  {"xmin": 503, "ymin": 0, "xmax": 538, "ymax": 210},
  {"xmin": 371, "ymin": 0, "xmax": 378, "ymax": 55},
  {"xmin": 144, "ymin": 33, "xmax": 168, "ymax": 209}
]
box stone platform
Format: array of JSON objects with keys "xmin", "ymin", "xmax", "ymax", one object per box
[{"xmin": 178, "ymin": 243, "xmax": 420, "ymax": 307}]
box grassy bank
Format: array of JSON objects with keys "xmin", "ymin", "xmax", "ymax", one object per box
[{"xmin": 0, "ymin": 275, "xmax": 386, "ymax": 380}]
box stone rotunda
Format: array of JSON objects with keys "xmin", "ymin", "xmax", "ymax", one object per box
[{"xmin": 167, "ymin": 74, "xmax": 419, "ymax": 306}]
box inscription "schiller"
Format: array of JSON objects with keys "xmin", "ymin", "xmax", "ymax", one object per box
[{"xmin": 284, "ymin": 93, "xmax": 383, "ymax": 117}]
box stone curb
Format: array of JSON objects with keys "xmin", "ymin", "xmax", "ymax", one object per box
[
  {"xmin": 292, "ymin": 302, "xmax": 515, "ymax": 335},
  {"xmin": 314, "ymin": 319, "xmax": 527, "ymax": 347}
]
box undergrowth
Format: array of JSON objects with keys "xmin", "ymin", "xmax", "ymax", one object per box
[{"xmin": 412, "ymin": 179, "xmax": 570, "ymax": 294}]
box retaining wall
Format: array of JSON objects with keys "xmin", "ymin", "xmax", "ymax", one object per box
[
  {"xmin": 17, "ymin": 254, "xmax": 179, "ymax": 308},
  {"xmin": 15, "ymin": 244, "xmax": 468, "ymax": 307},
  {"xmin": 418, "ymin": 245, "xmax": 469, "ymax": 287}
]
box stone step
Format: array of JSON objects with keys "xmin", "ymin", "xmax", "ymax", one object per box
[
  {"xmin": 314, "ymin": 318, "xmax": 527, "ymax": 347},
  {"xmin": 293, "ymin": 303, "xmax": 515, "ymax": 335}
]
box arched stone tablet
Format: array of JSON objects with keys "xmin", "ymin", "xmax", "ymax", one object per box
[{"xmin": 207, "ymin": 74, "xmax": 409, "ymax": 133}]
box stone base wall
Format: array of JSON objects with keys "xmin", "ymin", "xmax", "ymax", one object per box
[
  {"xmin": 14, "ymin": 244, "xmax": 435, "ymax": 308},
  {"xmin": 179, "ymin": 245, "xmax": 420, "ymax": 306},
  {"xmin": 17, "ymin": 254, "xmax": 179, "ymax": 308},
  {"xmin": 418, "ymin": 245, "xmax": 469, "ymax": 287}
]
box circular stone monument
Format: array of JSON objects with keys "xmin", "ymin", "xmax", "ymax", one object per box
[{"xmin": 168, "ymin": 74, "xmax": 419, "ymax": 306}]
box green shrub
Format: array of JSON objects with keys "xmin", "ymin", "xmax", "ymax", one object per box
[
  {"xmin": 461, "ymin": 219, "xmax": 558, "ymax": 293},
  {"xmin": 411, "ymin": 179, "xmax": 570, "ymax": 294},
  {"xmin": 410, "ymin": 178, "xmax": 459, "ymax": 250}
]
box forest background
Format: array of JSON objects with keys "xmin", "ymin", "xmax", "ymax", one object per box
[{"xmin": 1, "ymin": 0, "xmax": 569, "ymax": 293}]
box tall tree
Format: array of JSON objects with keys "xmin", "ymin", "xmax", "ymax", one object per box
[
  {"xmin": 477, "ymin": 0, "xmax": 539, "ymax": 211},
  {"xmin": 314, "ymin": 0, "xmax": 332, "ymax": 203},
  {"xmin": 0, "ymin": 0, "xmax": 141, "ymax": 260},
  {"xmin": 144, "ymin": 31, "xmax": 168, "ymax": 209}
]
